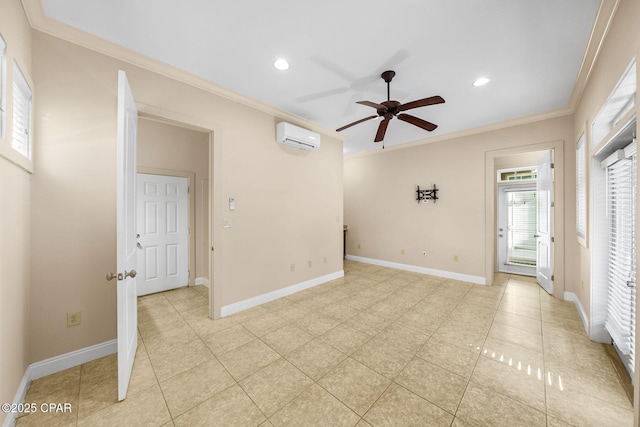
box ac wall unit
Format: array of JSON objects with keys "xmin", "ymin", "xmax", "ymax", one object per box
[{"xmin": 276, "ymin": 122, "xmax": 320, "ymax": 152}]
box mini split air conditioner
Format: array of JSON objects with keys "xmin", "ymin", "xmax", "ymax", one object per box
[{"xmin": 276, "ymin": 122, "xmax": 320, "ymax": 152}]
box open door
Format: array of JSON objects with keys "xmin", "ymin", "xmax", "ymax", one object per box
[
  {"xmin": 116, "ymin": 70, "xmax": 139, "ymax": 401},
  {"xmin": 536, "ymin": 150, "xmax": 554, "ymax": 294}
]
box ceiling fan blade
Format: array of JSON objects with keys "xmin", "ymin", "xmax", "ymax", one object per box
[
  {"xmin": 397, "ymin": 114, "xmax": 438, "ymax": 132},
  {"xmin": 374, "ymin": 118, "xmax": 390, "ymax": 142},
  {"xmin": 398, "ymin": 96, "xmax": 445, "ymax": 112},
  {"xmin": 336, "ymin": 115, "xmax": 378, "ymax": 132},
  {"xmin": 357, "ymin": 100, "xmax": 387, "ymax": 111}
]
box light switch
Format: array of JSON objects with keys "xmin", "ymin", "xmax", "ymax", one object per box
[
  {"xmin": 229, "ymin": 197, "xmax": 236, "ymax": 210},
  {"xmin": 223, "ymin": 219, "xmax": 232, "ymax": 229}
]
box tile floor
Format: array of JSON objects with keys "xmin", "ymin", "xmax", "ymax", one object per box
[{"xmin": 16, "ymin": 261, "xmax": 634, "ymax": 426}]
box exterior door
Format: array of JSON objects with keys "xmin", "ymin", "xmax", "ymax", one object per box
[
  {"xmin": 116, "ymin": 70, "xmax": 138, "ymax": 401},
  {"xmin": 536, "ymin": 150, "xmax": 554, "ymax": 294},
  {"xmin": 498, "ymin": 185, "xmax": 537, "ymax": 276},
  {"xmin": 136, "ymin": 173, "xmax": 189, "ymax": 296}
]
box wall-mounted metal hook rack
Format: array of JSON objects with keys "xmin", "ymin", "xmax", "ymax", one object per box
[{"xmin": 416, "ymin": 184, "xmax": 438, "ymax": 203}]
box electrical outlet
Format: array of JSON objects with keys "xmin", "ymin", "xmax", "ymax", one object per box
[
  {"xmin": 401, "ymin": 249, "xmax": 405, "ymax": 255},
  {"xmin": 357, "ymin": 244, "xmax": 361, "ymax": 249},
  {"xmin": 422, "ymin": 251, "xmax": 427, "ymax": 257},
  {"xmin": 67, "ymin": 311, "xmax": 81, "ymax": 327},
  {"xmin": 308, "ymin": 260, "xmax": 312, "ymax": 268},
  {"xmin": 323, "ymin": 257, "xmax": 327, "ymax": 264},
  {"xmin": 290, "ymin": 264, "xmax": 295, "ymax": 272},
  {"xmin": 453, "ymin": 255, "xmax": 459, "ymax": 261}
]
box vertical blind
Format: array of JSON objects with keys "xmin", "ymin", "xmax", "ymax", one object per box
[
  {"xmin": 12, "ymin": 60, "xmax": 32, "ymax": 159},
  {"xmin": 507, "ymin": 190, "xmax": 537, "ymax": 266},
  {"xmin": 604, "ymin": 140, "xmax": 636, "ymax": 374}
]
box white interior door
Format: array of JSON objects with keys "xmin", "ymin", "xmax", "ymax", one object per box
[
  {"xmin": 136, "ymin": 173, "xmax": 189, "ymax": 296},
  {"xmin": 116, "ymin": 70, "xmax": 138, "ymax": 401},
  {"xmin": 536, "ymin": 150, "xmax": 554, "ymax": 294}
]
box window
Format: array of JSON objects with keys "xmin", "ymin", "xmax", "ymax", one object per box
[
  {"xmin": 603, "ymin": 139, "xmax": 636, "ymax": 376},
  {"xmin": 12, "ymin": 60, "xmax": 32, "ymax": 159},
  {"xmin": 497, "ymin": 168, "xmax": 537, "ymax": 183},
  {"xmin": 0, "ymin": 34, "xmax": 6, "ymax": 139},
  {"xmin": 592, "ymin": 59, "xmax": 636, "ymax": 148},
  {"xmin": 576, "ymin": 134, "xmax": 586, "ymax": 242}
]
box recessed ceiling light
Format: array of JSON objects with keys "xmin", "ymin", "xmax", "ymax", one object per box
[
  {"xmin": 274, "ymin": 59, "xmax": 290, "ymax": 71},
  {"xmin": 473, "ymin": 77, "xmax": 491, "ymax": 87}
]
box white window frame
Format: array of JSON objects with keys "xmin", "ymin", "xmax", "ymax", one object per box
[
  {"xmin": 12, "ymin": 60, "xmax": 32, "ymax": 160},
  {"xmin": 576, "ymin": 133, "xmax": 587, "ymax": 245},
  {"xmin": 0, "ymin": 33, "xmax": 7, "ymax": 140}
]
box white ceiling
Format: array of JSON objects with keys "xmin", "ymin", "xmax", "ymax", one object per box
[{"xmin": 40, "ymin": 0, "xmax": 601, "ymax": 154}]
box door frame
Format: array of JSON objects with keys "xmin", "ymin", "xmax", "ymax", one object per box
[
  {"xmin": 137, "ymin": 168, "xmax": 196, "ymax": 287},
  {"xmin": 137, "ymin": 103, "xmax": 221, "ymax": 319},
  {"xmin": 485, "ymin": 140, "xmax": 564, "ymax": 297}
]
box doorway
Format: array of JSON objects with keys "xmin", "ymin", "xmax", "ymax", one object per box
[
  {"xmin": 136, "ymin": 115, "xmax": 212, "ymax": 299},
  {"xmin": 498, "ymin": 184, "xmax": 537, "ymax": 276},
  {"xmin": 486, "ymin": 144, "xmax": 563, "ymax": 294}
]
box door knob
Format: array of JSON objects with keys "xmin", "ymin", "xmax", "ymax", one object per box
[
  {"xmin": 106, "ymin": 272, "xmax": 123, "ymax": 281},
  {"xmin": 125, "ymin": 269, "xmax": 137, "ymax": 279}
]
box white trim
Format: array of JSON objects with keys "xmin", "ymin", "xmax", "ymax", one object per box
[
  {"xmin": 220, "ymin": 271, "xmax": 345, "ymax": 317},
  {"xmin": 346, "ymin": 255, "xmax": 486, "ymax": 285},
  {"xmin": 195, "ymin": 277, "xmax": 204, "ymax": 286},
  {"xmin": 564, "ymin": 292, "xmax": 589, "ymax": 335},
  {"xmin": 3, "ymin": 340, "xmax": 117, "ymax": 427}
]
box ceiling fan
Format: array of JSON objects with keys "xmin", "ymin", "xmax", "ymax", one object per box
[{"xmin": 336, "ymin": 70, "xmax": 445, "ymax": 144}]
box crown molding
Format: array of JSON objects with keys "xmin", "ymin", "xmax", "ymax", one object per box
[
  {"xmin": 344, "ymin": 107, "xmax": 573, "ymax": 160},
  {"xmin": 21, "ymin": 0, "xmax": 616, "ymax": 156},
  {"xmin": 20, "ymin": 0, "xmax": 345, "ymax": 142}
]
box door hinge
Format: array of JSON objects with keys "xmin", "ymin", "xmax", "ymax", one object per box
[
  {"xmin": 551, "ymin": 275, "xmax": 554, "ymax": 281},
  {"xmin": 551, "ymin": 236, "xmax": 555, "ymax": 243},
  {"xmin": 550, "ymin": 162, "xmax": 555, "ymax": 169},
  {"xmin": 188, "ymin": 269, "xmax": 191, "ymax": 278},
  {"xmin": 551, "ymin": 201, "xmax": 555, "ymax": 207},
  {"xmin": 188, "ymin": 186, "xmax": 190, "ymax": 194}
]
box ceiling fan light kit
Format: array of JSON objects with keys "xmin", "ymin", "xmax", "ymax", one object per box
[{"xmin": 336, "ymin": 70, "xmax": 445, "ymax": 146}]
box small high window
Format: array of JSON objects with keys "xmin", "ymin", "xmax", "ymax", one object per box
[
  {"xmin": 497, "ymin": 168, "xmax": 537, "ymax": 183},
  {"xmin": 12, "ymin": 60, "xmax": 32, "ymax": 159}
]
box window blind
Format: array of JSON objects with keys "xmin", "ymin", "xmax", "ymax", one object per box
[
  {"xmin": 604, "ymin": 140, "xmax": 636, "ymax": 374},
  {"xmin": 0, "ymin": 34, "xmax": 6, "ymax": 139},
  {"xmin": 576, "ymin": 135, "xmax": 586, "ymax": 239},
  {"xmin": 12, "ymin": 61, "xmax": 32, "ymax": 159},
  {"xmin": 507, "ymin": 190, "xmax": 537, "ymax": 266}
]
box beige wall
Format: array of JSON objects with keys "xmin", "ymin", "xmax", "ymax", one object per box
[
  {"xmin": 137, "ymin": 118, "xmax": 210, "ymax": 282},
  {"xmin": 0, "ymin": 0, "xmax": 32, "ymax": 408},
  {"xmin": 344, "ymin": 116, "xmax": 572, "ymax": 291},
  {"xmin": 30, "ymin": 31, "xmax": 343, "ymax": 362}
]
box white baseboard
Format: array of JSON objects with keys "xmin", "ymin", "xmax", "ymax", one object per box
[
  {"xmin": 564, "ymin": 292, "xmax": 589, "ymax": 335},
  {"xmin": 3, "ymin": 340, "xmax": 117, "ymax": 427},
  {"xmin": 220, "ymin": 270, "xmax": 345, "ymax": 317},
  {"xmin": 346, "ymin": 255, "xmax": 486, "ymax": 285},
  {"xmin": 195, "ymin": 277, "xmax": 204, "ymax": 285}
]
